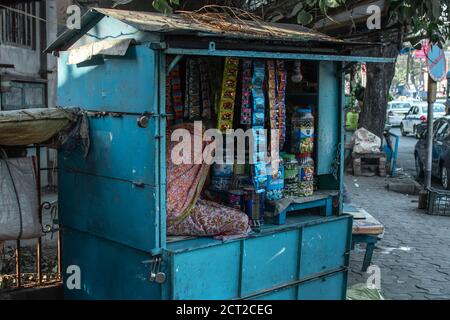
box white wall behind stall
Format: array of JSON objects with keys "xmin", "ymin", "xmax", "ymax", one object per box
[
  {"xmin": 0, "ymin": 45, "xmax": 41, "ymax": 77},
  {"xmin": 47, "ymin": 0, "xmax": 58, "ymax": 109},
  {"xmin": 44, "ymin": 0, "xmax": 59, "ymax": 188},
  {"xmin": 0, "ymin": 1, "xmax": 58, "ymax": 188}
]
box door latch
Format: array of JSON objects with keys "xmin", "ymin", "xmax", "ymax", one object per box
[{"xmin": 144, "ymin": 256, "xmax": 166, "ymax": 284}]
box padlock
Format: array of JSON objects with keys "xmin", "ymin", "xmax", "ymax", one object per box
[
  {"xmin": 137, "ymin": 115, "xmax": 149, "ymax": 128},
  {"xmin": 155, "ymin": 272, "xmax": 166, "ymax": 284}
]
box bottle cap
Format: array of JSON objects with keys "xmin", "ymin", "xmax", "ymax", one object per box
[
  {"xmin": 297, "ymin": 107, "xmax": 312, "ymax": 113},
  {"xmin": 282, "ymin": 153, "xmax": 296, "ymax": 161}
]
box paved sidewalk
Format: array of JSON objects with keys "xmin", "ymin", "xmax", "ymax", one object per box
[{"xmin": 346, "ymin": 175, "xmax": 450, "ymax": 300}]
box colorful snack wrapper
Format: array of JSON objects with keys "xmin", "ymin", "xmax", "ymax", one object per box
[
  {"xmin": 217, "ymin": 57, "xmax": 239, "ymax": 133},
  {"xmin": 240, "ymin": 59, "xmax": 253, "ymax": 125},
  {"xmin": 251, "ymin": 61, "xmax": 267, "ymax": 193}
]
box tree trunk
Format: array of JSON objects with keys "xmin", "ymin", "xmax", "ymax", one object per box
[{"xmin": 358, "ymin": 43, "xmax": 399, "ymax": 138}]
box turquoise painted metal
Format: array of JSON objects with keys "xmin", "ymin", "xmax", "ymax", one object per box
[
  {"xmin": 168, "ymin": 215, "xmax": 351, "ymax": 300},
  {"xmin": 61, "ymin": 215, "xmax": 351, "ymax": 300},
  {"xmin": 164, "ymin": 47, "xmax": 396, "ymax": 63},
  {"xmin": 317, "ymin": 62, "xmax": 340, "ymax": 176},
  {"xmin": 47, "ymin": 10, "xmax": 387, "ymax": 300}
]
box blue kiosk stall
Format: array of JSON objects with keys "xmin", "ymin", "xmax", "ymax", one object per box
[{"xmin": 46, "ymin": 8, "xmax": 392, "ymax": 300}]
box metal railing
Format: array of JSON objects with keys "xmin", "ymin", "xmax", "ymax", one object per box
[{"xmin": 1, "ymin": 145, "xmax": 62, "ymax": 290}]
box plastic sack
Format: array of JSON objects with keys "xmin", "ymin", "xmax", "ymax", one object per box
[
  {"xmin": 0, "ymin": 157, "xmax": 42, "ymax": 240},
  {"xmin": 0, "ymin": 108, "xmax": 75, "ymax": 146},
  {"xmin": 352, "ymin": 128, "xmax": 381, "ymax": 154},
  {"xmin": 347, "ymin": 283, "xmax": 385, "ymax": 300}
]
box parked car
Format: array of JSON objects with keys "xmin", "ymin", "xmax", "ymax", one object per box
[
  {"xmin": 436, "ymin": 98, "xmax": 449, "ymax": 114},
  {"xmin": 386, "ymin": 100, "xmax": 413, "ymax": 126},
  {"xmin": 400, "ymin": 102, "xmax": 446, "ymax": 137},
  {"xmin": 417, "ymin": 91, "xmax": 427, "ymax": 101},
  {"xmin": 415, "ymin": 116, "xmax": 450, "ymax": 189}
]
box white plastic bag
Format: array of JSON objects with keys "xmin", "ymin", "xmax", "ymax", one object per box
[
  {"xmin": 0, "ymin": 157, "xmax": 42, "ymax": 240},
  {"xmin": 352, "ymin": 128, "xmax": 381, "ymax": 154}
]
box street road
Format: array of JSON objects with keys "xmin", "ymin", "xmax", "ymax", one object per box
[
  {"xmin": 390, "ymin": 126, "xmax": 445, "ymax": 188},
  {"xmin": 347, "ymin": 126, "xmax": 450, "ymax": 300},
  {"xmin": 390, "ymin": 127, "xmax": 417, "ymax": 177}
]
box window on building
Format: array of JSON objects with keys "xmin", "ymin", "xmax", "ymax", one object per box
[
  {"xmin": 0, "ymin": 82, "xmax": 46, "ymax": 111},
  {"xmin": 0, "ymin": 2, "xmax": 37, "ymax": 49}
]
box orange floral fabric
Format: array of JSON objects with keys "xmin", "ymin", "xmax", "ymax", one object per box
[{"xmin": 166, "ymin": 123, "xmax": 249, "ymax": 236}]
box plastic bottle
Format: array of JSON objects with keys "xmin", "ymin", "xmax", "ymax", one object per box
[
  {"xmin": 265, "ymin": 159, "xmax": 284, "ymax": 201},
  {"xmin": 294, "ymin": 107, "xmax": 315, "ymax": 197},
  {"xmin": 281, "ymin": 153, "xmax": 299, "ymax": 196},
  {"xmin": 291, "ymin": 107, "xmax": 314, "ymax": 154},
  {"xmin": 298, "ymin": 155, "xmax": 314, "ymax": 197}
]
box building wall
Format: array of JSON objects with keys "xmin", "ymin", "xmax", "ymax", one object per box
[
  {"xmin": 0, "ymin": 1, "xmax": 58, "ymax": 106},
  {"xmin": 0, "ymin": 4, "xmax": 41, "ymax": 78},
  {"xmin": 47, "ymin": 0, "xmax": 58, "ymax": 109},
  {"xmin": 0, "ymin": 45, "xmax": 42, "ymax": 77},
  {"xmin": 0, "ymin": 1, "xmax": 58, "ymax": 187},
  {"xmin": 1, "ymin": 1, "xmax": 152, "ymax": 187}
]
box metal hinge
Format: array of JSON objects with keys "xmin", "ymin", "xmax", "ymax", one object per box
[
  {"xmin": 208, "ymin": 41, "xmax": 216, "ymax": 52},
  {"xmin": 132, "ymin": 181, "xmax": 145, "ymax": 188}
]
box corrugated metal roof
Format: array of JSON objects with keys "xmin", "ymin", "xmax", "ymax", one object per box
[
  {"xmin": 93, "ymin": 8, "xmax": 342, "ymax": 43},
  {"xmin": 46, "ymin": 8, "xmax": 343, "ymax": 53}
]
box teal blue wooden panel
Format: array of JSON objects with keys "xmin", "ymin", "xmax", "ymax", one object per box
[
  {"xmin": 62, "ymin": 227, "xmax": 161, "ymax": 300},
  {"xmin": 57, "ymin": 45, "xmax": 157, "ymax": 113},
  {"xmin": 298, "ymin": 271, "xmax": 347, "ymax": 300},
  {"xmin": 59, "ymin": 115, "xmax": 159, "ymax": 186},
  {"xmin": 59, "ymin": 170, "xmax": 161, "ymax": 253},
  {"xmin": 317, "ymin": 61, "xmax": 339, "ymax": 175},
  {"xmin": 165, "ymin": 215, "xmax": 350, "ymax": 253},
  {"xmin": 171, "ymin": 242, "xmax": 241, "ymax": 300},
  {"xmin": 300, "ymin": 218, "xmax": 350, "ymax": 278},
  {"xmin": 242, "ymin": 230, "xmax": 299, "ymax": 296},
  {"xmin": 254, "ymin": 287, "xmax": 297, "ymax": 300},
  {"xmin": 165, "ymin": 48, "xmax": 396, "ymax": 63},
  {"xmin": 338, "ymin": 64, "xmax": 346, "ymax": 213}
]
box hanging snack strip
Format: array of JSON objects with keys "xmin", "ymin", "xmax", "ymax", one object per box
[
  {"xmin": 166, "ymin": 65, "xmax": 174, "ymax": 126},
  {"xmin": 171, "ymin": 64, "xmax": 184, "ymax": 124},
  {"xmin": 276, "ymin": 61, "xmax": 287, "ymax": 149},
  {"xmin": 240, "ymin": 59, "xmax": 253, "ymax": 126},
  {"xmin": 267, "ymin": 61, "xmax": 278, "ymax": 135},
  {"xmin": 251, "ymin": 61, "xmax": 267, "ymax": 193},
  {"xmin": 217, "ymin": 57, "xmax": 239, "ymax": 133},
  {"xmin": 199, "ymin": 59, "xmax": 212, "ymax": 120},
  {"xmin": 187, "ymin": 59, "xmax": 201, "ymax": 120},
  {"xmin": 184, "ymin": 60, "xmax": 190, "ymax": 119},
  {"xmin": 267, "ymin": 60, "xmax": 279, "ymax": 178}
]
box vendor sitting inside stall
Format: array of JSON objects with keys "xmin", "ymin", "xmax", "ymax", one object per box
[{"xmin": 166, "ymin": 123, "xmax": 250, "ymax": 237}]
